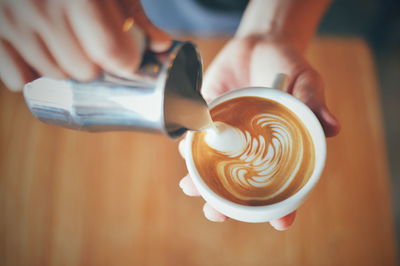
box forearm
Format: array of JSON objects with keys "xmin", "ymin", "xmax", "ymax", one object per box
[{"xmin": 235, "ymin": 0, "xmax": 332, "ymax": 53}]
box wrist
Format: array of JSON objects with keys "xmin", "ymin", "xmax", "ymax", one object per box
[{"xmin": 236, "ymin": 0, "xmax": 332, "ymax": 54}]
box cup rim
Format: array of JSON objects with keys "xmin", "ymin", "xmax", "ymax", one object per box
[{"xmin": 185, "ymin": 87, "xmax": 326, "ymax": 213}]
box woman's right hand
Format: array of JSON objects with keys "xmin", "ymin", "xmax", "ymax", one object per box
[{"xmin": 0, "ymin": 0, "xmax": 171, "ymax": 91}]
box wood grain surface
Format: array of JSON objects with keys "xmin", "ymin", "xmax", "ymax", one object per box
[{"xmin": 0, "ymin": 38, "xmax": 398, "ymax": 266}]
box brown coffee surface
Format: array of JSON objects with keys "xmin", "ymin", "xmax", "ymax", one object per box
[{"xmin": 192, "ymin": 96, "xmax": 315, "ymax": 206}]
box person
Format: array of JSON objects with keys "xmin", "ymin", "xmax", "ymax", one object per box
[{"xmin": 0, "ymin": 0, "xmax": 340, "ymax": 230}]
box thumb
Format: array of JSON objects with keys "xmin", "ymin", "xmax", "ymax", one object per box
[
  {"xmin": 313, "ymin": 105, "xmax": 341, "ymax": 137},
  {"xmin": 118, "ymin": 0, "xmax": 172, "ymax": 52},
  {"xmin": 201, "ymin": 59, "xmax": 233, "ymax": 102},
  {"xmin": 291, "ymin": 68, "xmax": 341, "ymax": 137}
]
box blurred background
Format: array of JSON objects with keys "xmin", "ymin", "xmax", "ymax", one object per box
[
  {"xmin": 320, "ymin": 0, "xmax": 400, "ymax": 246},
  {"xmin": 144, "ymin": 0, "xmax": 400, "ymax": 246}
]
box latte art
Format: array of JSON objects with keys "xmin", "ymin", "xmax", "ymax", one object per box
[
  {"xmin": 209, "ymin": 114, "xmax": 304, "ymax": 199},
  {"xmin": 192, "ymin": 97, "xmax": 315, "ymax": 206}
]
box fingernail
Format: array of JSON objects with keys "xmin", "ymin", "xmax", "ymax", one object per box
[
  {"xmin": 150, "ymin": 40, "xmax": 173, "ymax": 53},
  {"xmin": 203, "ymin": 204, "xmax": 226, "ymax": 222},
  {"xmin": 270, "ymin": 223, "xmax": 288, "ymax": 231},
  {"xmin": 8, "ymin": 85, "xmax": 22, "ymax": 92},
  {"xmin": 209, "ymin": 216, "xmax": 226, "ymax": 222},
  {"xmin": 73, "ymin": 64, "xmax": 100, "ymax": 82},
  {"xmin": 270, "ymin": 211, "xmax": 296, "ymax": 231},
  {"xmin": 3, "ymin": 77, "xmax": 23, "ymax": 92},
  {"xmin": 105, "ymin": 65, "xmax": 137, "ymax": 80},
  {"xmin": 178, "ymin": 178, "xmax": 185, "ymax": 189},
  {"xmin": 179, "ymin": 177, "xmax": 198, "ymax": 196},
  {"xmin": 178, "ymin": 140, "xmax": 186, "ymax": 158}
]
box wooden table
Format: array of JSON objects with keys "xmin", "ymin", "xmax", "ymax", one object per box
[{"xmin": 0, "ymin": 38, "xmax": 398, "ymax": 266}]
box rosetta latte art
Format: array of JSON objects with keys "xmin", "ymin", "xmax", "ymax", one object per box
[
  {"xmin": 192, "ymin": 97, "xmax": 315, "ymax": 206},
  {"xmin": 216, "ymin": 114, "xmax": 304, "ymax": 201}
]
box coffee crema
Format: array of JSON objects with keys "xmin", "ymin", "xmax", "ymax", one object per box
[{"xmin": 192, "ymin": 96, "xmax": 315, "ymax": 206}]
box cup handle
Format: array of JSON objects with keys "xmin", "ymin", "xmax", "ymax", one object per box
[{"xmin": 271, "ymin": 73, "xmax": 289, "ymax": 91}]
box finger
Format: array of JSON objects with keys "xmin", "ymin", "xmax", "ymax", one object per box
[
  {"xmin": 2, "ymin": 2, "xmax": 66, "ymax": 79},
  {"xmin": 269, "ymin": 211, "xmax": 296, "ymax": 231},
  {"xmin": 119, "ymin": 0, "xmax": 172, "ymax": 52},
  {"xmin": 13, "ymin": 3, "xmax": 100, "ymax": 81},
  {"xmin": 202, "ymin": 62, "xmax": 231, "ymax": 102},
  {"xmin": 179, "ymin": 175, "xmax": 200, "ymax": 197},
  {"xmin": 178, "ymin": 139, "xmax": 186, "ymax": 159},
  {"xmin": 313, "ymin": 105, "xmax": 341, "ymax": 137},
  {"xmin": 65, "ymin": 0, "xmax": 140, "ymax": 76},
  {"xmin": 203, "ymin": 203, "xmax": 227, "ymax": 222},
  {"xmin": 291, "ymin": 69, "xmax": 341, "ymax": 137},
  {"xmin": 6, "ymin": 31, "xmax": 66, "ymax": 79},
  {"xmin": 0, "ymin": 39, "xmax": 37, "ymax": 91}
]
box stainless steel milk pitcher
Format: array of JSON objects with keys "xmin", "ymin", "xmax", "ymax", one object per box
[{"xmin": 23, "ymin": 41, "xmax": 211, "ymax": 138}]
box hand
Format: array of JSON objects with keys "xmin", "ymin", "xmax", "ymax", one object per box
[
  {"xmin": 0, "ymin": 0, "xmax": 171, "ymax": 91},
  {"xmin": 179, "ymin": 35, "xmax": 340, "ymax": 230}
]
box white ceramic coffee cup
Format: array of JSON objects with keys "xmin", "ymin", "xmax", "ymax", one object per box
[{"xmin": 184, "ymin": 86, "xmax": 326, "ymax": 223}]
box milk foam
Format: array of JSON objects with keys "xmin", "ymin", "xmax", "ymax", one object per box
[
  {"xmin": 204, "ymin": 122, "xmax": 247, "ymax": 157},
  {"xmin": 206, "ymin": 115, "xmax": 302, "ymax": 196}
]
